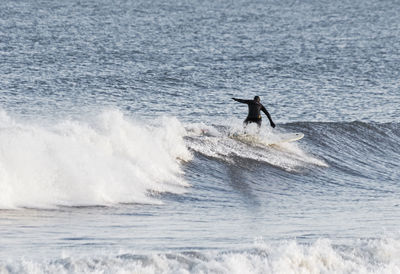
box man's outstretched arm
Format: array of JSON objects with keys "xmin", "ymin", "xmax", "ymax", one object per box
[
  {"xmin": 261, "ymin": 106, "xmax": 276, "ymax": 128},
  {"xmin": 232, "ymin": 98, "xmax": 252, "ymax": 104}
]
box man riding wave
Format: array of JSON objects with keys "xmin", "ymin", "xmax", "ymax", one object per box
[{"xmin": 232, "ymin": 96, "xmax": 275, "ymax": 129}]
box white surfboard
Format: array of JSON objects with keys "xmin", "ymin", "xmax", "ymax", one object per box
[{"xmin": 230, "ymin": 132, "xmax": 304, "ymax": 146}]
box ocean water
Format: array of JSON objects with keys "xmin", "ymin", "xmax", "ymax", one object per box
[{"xmin": 1, "ymin": 0, "xmax": 400, "ymax": 273}]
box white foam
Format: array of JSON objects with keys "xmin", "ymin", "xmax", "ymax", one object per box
[
  {"xmin": 0, "ymin": 110, "xmax": 192, "ymax": 209},
  {"xmin": 2, "ymin": 238, "xmax": 400, "ymax": 273}
]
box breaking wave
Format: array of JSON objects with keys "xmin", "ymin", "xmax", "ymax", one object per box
[
  {"xmin": 0, "ymin": 109, "xmax": 192, "ymax": 209},
  {"xmin": 2, "ymin": 237, "xmax": 400, "ymax": 273}
]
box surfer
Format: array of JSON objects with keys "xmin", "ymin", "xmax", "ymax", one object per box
[{"xmin": 232, "ymin": 96, "xmax": 276, "ymax": 129}]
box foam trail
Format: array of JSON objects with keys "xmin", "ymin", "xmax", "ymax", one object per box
[
  {"xmin": 0, "ymin": 110, "xmax": 192, "ymax": 209},
  {"xmin": 185, "ymin": 121, "xmax": 327, "ymax": 171}
]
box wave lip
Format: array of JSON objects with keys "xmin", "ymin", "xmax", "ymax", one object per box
[{"xmin": 0, "ymin": 110, "xmax": 192, "ymax": 209}]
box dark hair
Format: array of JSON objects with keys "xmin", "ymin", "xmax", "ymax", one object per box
[{"xmin": 254, "ymin": 96, "xmax": 260, "ymax": 101}]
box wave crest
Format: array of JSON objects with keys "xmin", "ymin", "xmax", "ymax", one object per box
[{"xmin": 0, "ymin": 110, "xmax": 192, "ymax": 209}]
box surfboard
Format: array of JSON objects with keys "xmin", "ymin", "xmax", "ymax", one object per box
[{"xmin": 230, "ymin": 132, "xmax": 304, "ymax": 146}]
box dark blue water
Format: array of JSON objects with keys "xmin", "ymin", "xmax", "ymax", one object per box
[{"xmin": 1, "ymin": 0, "xmax": 400, "ymax": 272}]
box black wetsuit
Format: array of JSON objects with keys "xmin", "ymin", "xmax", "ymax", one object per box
[{"xmin": 232, "ymin": 98, "xmax": 275, "ymax": 128}]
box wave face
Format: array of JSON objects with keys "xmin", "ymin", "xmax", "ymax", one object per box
[
  {"xmin": 185, "ymin": 120, "xmax": 400, "ymax": 176},
  {"xmin": 284, "ymin": 121, "xmax": 400, "ymax": 179},
  {"xmin": 0, "ymin": 110, "xmax": 192, "ymax": 209},
  {"xmin": 2, "ymin": 238, "xmax": 400, "ymax": 274}
]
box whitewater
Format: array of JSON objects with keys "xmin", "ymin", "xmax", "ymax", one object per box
[
  {"xmin": 0, "ymin": 110, "xmax": 191, "ymax": 208},
  {"xmin": 1, "ymin": 0, "xmax": 400, "ymax": 273}
]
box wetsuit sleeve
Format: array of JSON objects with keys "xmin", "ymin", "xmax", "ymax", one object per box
[
  {"xmin": 261, "ymin": 105, "xmax": 276, "ymax": 128},
  {"xmin": 232, "ymin": 98, "xmax": 252, "ymax": 104}
]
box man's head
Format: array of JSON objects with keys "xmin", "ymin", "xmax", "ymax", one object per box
[{"xmin": 254, "ymin": 96, "xmax": 260, "ymax": 102}]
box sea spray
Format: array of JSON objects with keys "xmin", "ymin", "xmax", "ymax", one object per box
[{"xmin": 0, "ymin": 110, "xmax": 192, "ymax": 209}]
